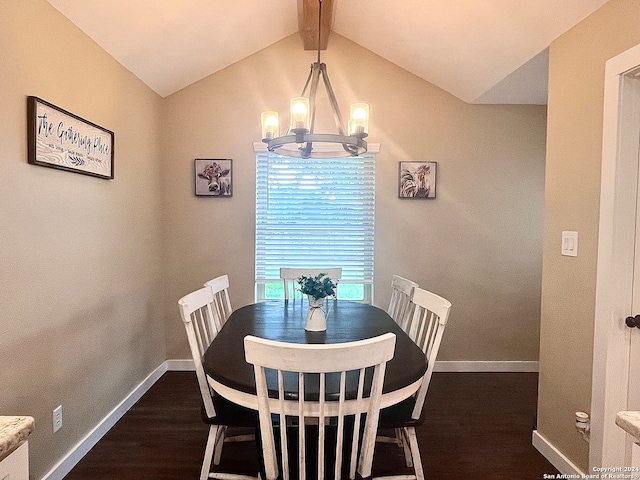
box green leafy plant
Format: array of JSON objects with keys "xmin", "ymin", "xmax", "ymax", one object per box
[{"xmin": 297, "ymin": 273, "xmax": 337, "ymax": 301}]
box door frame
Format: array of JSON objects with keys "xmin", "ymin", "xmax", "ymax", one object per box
[{"xmin": 592, "ymin": 42, "xmax": 640, "ymax": 469}]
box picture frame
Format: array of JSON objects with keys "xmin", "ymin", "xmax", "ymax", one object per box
[
  {"xmin": 398, "ymin": 161, "xmax": 437, "ymax": 199},
  {"xmin": 195, "ymin": 158, "xmax": 233, "ymax": 197},
  {"xmin": 27, "ymin": 96, "xmax": 114, "ymax": 179}
]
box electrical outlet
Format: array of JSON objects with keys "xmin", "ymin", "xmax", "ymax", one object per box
[{"xmin": 53, "ymin": 405, "xmax": 62, "ymax": 433}]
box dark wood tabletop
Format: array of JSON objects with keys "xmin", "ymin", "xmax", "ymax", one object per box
[{"xmin": 202, "ymin": 300, "xmax": 428, "ymax": 403}]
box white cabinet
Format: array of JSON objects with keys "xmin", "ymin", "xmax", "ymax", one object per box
[
  {"xmin": 0, "ymin": 441, "xmax": 29, "ymax": 480},
  {"xmin": 632, "ymin": 441, "xmax": 640, "ymax": 469}
]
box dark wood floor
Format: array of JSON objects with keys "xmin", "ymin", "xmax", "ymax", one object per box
[{"xmin": 64, "ymin": 371, "xmax": 559, "ymax": 479}]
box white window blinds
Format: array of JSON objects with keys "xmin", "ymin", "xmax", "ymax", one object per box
[{"xmin": 255, "ymin": 153, "xmax": 375, "ymax": 290}]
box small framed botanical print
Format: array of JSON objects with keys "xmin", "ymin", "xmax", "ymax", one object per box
[
  {"xmin": 399, "ymin": 161, "xmax": 436, "ymax": 199},
  {"xmin": 195, "ymin": 158, "xmax": 232, "ymax": 197}
]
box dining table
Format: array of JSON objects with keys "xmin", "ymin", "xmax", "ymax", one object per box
[
  {"xmin": 202, "ymin": 298, "xmax": 427, "ymax": 479},
  {"xmin": 203, "ymin": 298, "xmax": 428, "ymax": 411}
]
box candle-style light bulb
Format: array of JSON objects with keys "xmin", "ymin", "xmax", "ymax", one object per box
[
  {"xmin": 261, "ymin": 111, "xmax": 279, "ymax": 141},
  {"xmin": 349, "ymin": 103, "xmax": 369, "ymax": 136},
  {"xmin": 290, "ymin": 97, "xmax": 310, "ymax": 131}
]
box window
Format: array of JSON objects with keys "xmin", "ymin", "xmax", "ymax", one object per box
[{"xmin": 255, "ymin": 153, "xmax": 375, "ymax": 302}]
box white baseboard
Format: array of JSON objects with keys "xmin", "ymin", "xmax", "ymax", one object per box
[
  {"xmin": 41, "ymin": 363, "xmax": 168, "ymax": 480},
  {"xmin": 166, "ymin": 358, "xmax": 195, "ymax": 371},
  {"xmin": 170, "ymin": 359, "xmax": 540, "ymax": 372},
  {"xmin": 39, "ymin": 358, "xmax": 540, "ymax": 480},
  {"xmin": 532, "ymin": 430, "xmax": 586, "ymax": 476},
  {"xmin": 168, "ymin": 359, "xmax": 540, "ymax": 373},
  {"xmin": 434, "ymin": 361, "xmax": 539, "ymax": 372}
]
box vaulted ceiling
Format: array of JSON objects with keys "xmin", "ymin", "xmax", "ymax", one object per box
[{"xmin": 46, "ymin": 0, "xmax": 609, "ymax": 104}]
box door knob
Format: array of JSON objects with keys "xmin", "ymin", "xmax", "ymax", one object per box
[{"xmin": 625, "ymin": 315, "xmax": 640, "ymax": 328}]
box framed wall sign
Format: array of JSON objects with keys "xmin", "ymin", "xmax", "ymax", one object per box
[
  {"xmin": 27, "ymin": 96, "xmax": 114, "ymax": 179},
  {"xmin": 399, "ymin": 161, "xmax": 437, "ymax": 199},
  {"xmin": 195, "ymin": 158, "xmax": 233, "ymax": 197}
]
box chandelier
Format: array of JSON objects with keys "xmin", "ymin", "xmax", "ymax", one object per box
[{"xmin": 260, "ymin": 0, "xmax": 369, "ymax": 159}]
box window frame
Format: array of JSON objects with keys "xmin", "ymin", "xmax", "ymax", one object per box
[{"xmin": 254, "ymin": 151, "xmax": 376, "ymax": 303}]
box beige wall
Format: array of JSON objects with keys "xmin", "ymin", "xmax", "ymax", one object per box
[
  {"xmin": 8, "ymin": 0, "xmax": 640, "ymax": 475},
  {"xmin": 0, "ymin": 1, "xmax": 548, "ymax": 477},
  {"xmin": 162, "ymin": 33, "xmax": 547, "ymax": 362},
  {"xmin": 0, "ymin": 1, "xmax": 165, "ymax": 478},
  {"xmin": 538, "ymin": 0, "xmax": 640, "ymax": 471}
]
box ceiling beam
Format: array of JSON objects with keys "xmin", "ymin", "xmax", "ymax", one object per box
[{"xmin": 298, "ymin": 0, "xmax": 333, "ymax": 51}]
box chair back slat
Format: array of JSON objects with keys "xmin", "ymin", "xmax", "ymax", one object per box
[
  {"xmin": 279, "ymin": 267, "xmax": 342, "ymax": 301},
  {"xmin": 203, "ymin": 274, "xmax": 233, "ymax": 329},
  {"xmin": 406, "ymin": 287, "xmax": 451, "ymax": 420},
  {"xmin": 387, "ymin": 275, "xmax": 418, "ymax": 332},
  {"xmin": 245, "ymin": 333, "xmax": 396, "ymax": 480},
  {"xmin": 178, "ymin": 286, "xmax": 221, "ymax": 419}
]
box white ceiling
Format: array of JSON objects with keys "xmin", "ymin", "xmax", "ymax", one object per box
[{"xmin": 46, "ymin": 0, "xmax": 609, "ymax": 104}]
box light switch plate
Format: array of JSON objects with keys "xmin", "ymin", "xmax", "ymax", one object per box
[
  {"xmin": 53, "ymin": 405, "xmax": 62, "ymax": 433},
  {"xmin": 561, "ymin": 231, "xmax": 578, "ymax": 257}
]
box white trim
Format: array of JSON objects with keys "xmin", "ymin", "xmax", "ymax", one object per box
[
  {"xmin": 166, "ymin": 358, "xmax": 195, "ymax": 371},
  {"xmin": 36, "ymin": 357, "xmax": 542, "ymax": 480},
  {"xmin": 173, "ymin": 358, "xmax": 538, "ymax": 376},
  {"xmin": 41, "ymin": 363, "xmax": 168, "ymax": 480},
  {"xmin": 253, "ymin": 141, "xmax": 380, "ymax": 153},
  {"xmin": 434, "ymin": 360, "xmax": 539, "ymax": 372},
  {"xmin": 591, "ymin": 42, "xmax": 640, "ymax": 470},
  {"xmin": 170, "ymin": 359, "xmax": 540, "ymax": 373},
  {"xmin": 171, "ymin": 359, "xmax": 540, "ymax": 373},
  {"xmin": 532, "ymin": 430, "xmax": 587, "ymax": 476}
]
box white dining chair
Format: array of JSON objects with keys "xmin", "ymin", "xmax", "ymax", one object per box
[
  {"xmin": 387, "ymin": 275, "xmax": 419, "ymax": 332},
  {"xmin": 374, "ymin": 286, "xmax": 452, "ymax": 480},
  {"xmin": 244, "ymin": 332, "xmax": 396, "ymax": 480},
  {"xmin": 178, "ymin": 287, "xmax": 258, "ymax": 480},
  {"xmin": 203, "ymin": 274, "xmax": 233, "ymax": 330},
  {"xmin": 279, "ymin": 267, "xmax": 342, "ymax": 302}
]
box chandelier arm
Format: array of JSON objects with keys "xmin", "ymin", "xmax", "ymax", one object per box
[
  {"xmin": 299, "ymin": 143, "xmax": 313, "ymax": 158},
  {"xmin": 308, "ymin": 63, "xmax": 322, "ymax": 134},
  {"xmin": 300, "ymin": 65, "xmax": 314, "ymax": 99},
  {"xmin": 342, "ymin": 143, "xmax": 358, "ymax": 156},
  {"xmin": 297, "ymin": 63, "xmax": 323, "ymax": 158},
  {"xmin": 320, "ymin": 64, "xmax": 347, "ymax": 135},
  {"xmin": 267, "ymin": 134, "xmax": 366, "ymax": 158}
]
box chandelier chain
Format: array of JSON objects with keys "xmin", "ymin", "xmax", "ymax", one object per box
[{"xmin": 317, "ymin": 0, "xmax": 322, "ymax": 64}]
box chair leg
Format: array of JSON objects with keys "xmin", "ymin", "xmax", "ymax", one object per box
[
  {"xmin": 405, "ymin": 427, "xmax": 424, "ymax": 480},
  {"xmin": 400, "ymin": 428, "xmax": 413, "ymax": 468},
  {"xmin": 393, "ymin": 428, "xmax": 403, "ymax": 445},
  {"xmin": 213, "ymin": 426, "xmax": 227, "ymax": 465},
  {"xmin": 202, "ymin": 425, "xmax": 220, "ymax": 480}
]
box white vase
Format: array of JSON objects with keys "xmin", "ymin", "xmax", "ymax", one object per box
[{"xmin": 305, "ymin": 295, "xmax": 327, "ymax": 331}]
